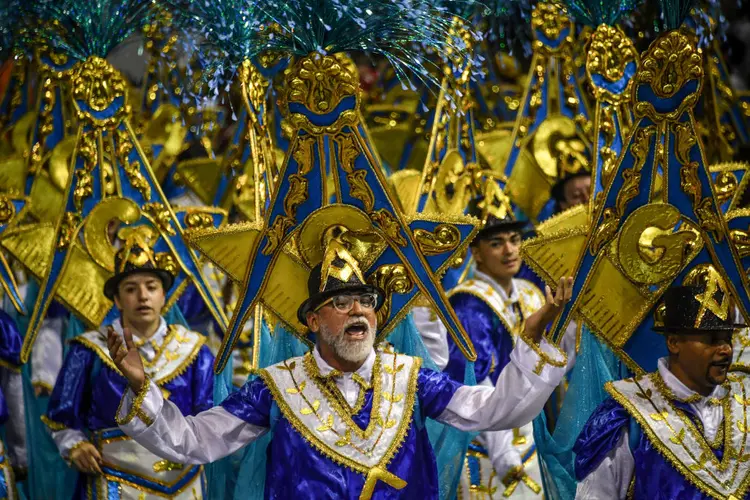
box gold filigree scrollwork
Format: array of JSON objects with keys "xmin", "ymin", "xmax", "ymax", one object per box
[
  {"xmin": 675, "ymin": 123, "xmax": 723, "ymax": 240},
  {"xmin": 115, "ymin": 128, "xmax": 152, "ymax": 200},
  {"xmin": 72, "ymin": 57, "xmax": 130, "ymax": 128},
  {"xmin": 29, "ymin": 77, "xmax": 57, "ymax": 174},
  {"xmin": 634, "ymin": 31, "xmax": 703, "ymax": 122},
  {"xmin": 531, "ymin": 2, "xmax": 570, "ymax": 48},
  {"xmin": 143, "ymin": 202, "xmax": 175, "ymax": 236},
  {"xmin": 590, "ymin": 126, "xmax": 656, "ymax": 255},
  {"xmin": 73, "ymin": 169, "xmax": 93, "ymax": 212},
  {"xmin": 370, "ymin": 210, "xmax": 407, "ymax": 247},
  {"xmin": 586, "ymin": 25, "xmax": 638, "ymax": 104},
  {"xmin": 184, "ymin": 210, "xmax": 214, "ymax": 230},
  {"xmin": 155, "ymin": 251, "xmax": 178, "ymax": 276},
  {"xmin": 263, "ymin": 216, "xmax": 295, "ymax": 256},
  {"xmin": 337, "ymin": 134, "xmax": 375, "ymax": 212},
  {"xmin": 368, "ymin": 264, "xmax": 414, "ymax": 328},
  {"xmin": 599, "ymin": 106, "xmax": 618, "ymax": 188},
  {"xmin": 239, "ymin": 59, "xmax": 268, "ymax": 113},
  {"xmin": 57, "ymin": 212, "xmax": 82, "ymax": 250},
  {"xmin": 0, "ymin": 196, "xmax": 15, "ymax": 224},
  {"xmin": 729, "ymin": 229, "xmax": 750, "ymax": 258},
  {"xmin": 262, "ymin": 135, "xmax": 315, "ymax": 255},
  {"xmin": 712, "ymin": 172, "xmax": 738, "ymax": 206},
  {"xmin": 413, "ymin": 224, "xmax": 461, "ymax": 256},
  {"xmin": 286, "ymin": 53, "xmax": 357, "ymax": 115}
]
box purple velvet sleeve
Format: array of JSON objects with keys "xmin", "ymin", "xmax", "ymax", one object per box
[
  {"xmin": 46, "ymin": 342, "xmax": 96, "ymax": 430},
  {"xmin": 573, "ymin": 397, "xmax": 630, "ymax": 481},
  {"xmin": 220, "ymin": 376, "xmax": 273, "ymax": 427},
  {"xmin": 417, "ymin": 368, "xmax": 462, "ymax": 420},
  {"xmin": 0, "ymin": 310, "xmax": 22, "ymax": 367},
  {"xmin": 190, "ymin": 345, "xmax": 215, "ymax": 414},
  {"xmin": 445, "ymin": 293, "xmax": 513, "ymax": 385}
]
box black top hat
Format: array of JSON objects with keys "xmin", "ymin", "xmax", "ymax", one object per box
[
  {"xmin": 297, "ymin": 258, "xmax": 385, "ymax": 326},
  {"xmin": 104, "ymin": 229, "xmax": 175, "ymax": 300},
  {"xmin": 468, "ymin": 198, "xmax": 527, "ymax": 244},
  {"xmin": 653, "ymin": 285, "xmax": 744, "ymax": 334}
]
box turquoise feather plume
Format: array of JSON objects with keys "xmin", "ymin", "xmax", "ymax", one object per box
[
  {"xmin": 166, "ymin": 0, "xmax": 472, "ymax": 91},
  {"xmin": 659, "ymin": 0, "xmax": 699, "ymax": 30},
  {"xmin": 0, "ymin": 0, "xmax": 25, "ymax": 60},
  {"xmin": 22, "ymin": 0, "xmax": 158, "ymax": 61},
  {"xmin": 564, "ymin": 0, "xmax": 641, "ymax": 26}
]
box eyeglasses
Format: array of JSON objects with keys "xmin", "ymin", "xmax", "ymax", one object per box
[{"xmin": 315, "ymin": 293, "xmax": 378, "ymax": 313}]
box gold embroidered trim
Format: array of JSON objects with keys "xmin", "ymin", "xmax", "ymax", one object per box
[
  {"xmin": 71, "ymin": 326, "xmax": 205, "ymax": 386},
  {"xmin": 304, "ymin": 352, "xmax": 382, "ymax": 438},
  {"xmin": 115, "ymin": 376, "xmax": 154, "ymax": 427},
  {"xmin": 259, "ymin": 352, "xmax": 420, "ymax": 477},
  {"xmin": 94, "ymin": 465, "xmax": 204, "ymax": 496},
  {"xmin": 605, "ymin": 375, "xmax": 750, "ymax": 499},
  {"xmin": 518, "ymin": 334, "xmax": 567, "ymax": 376},
  {"xmin": 41, "ymin": 415, "xmax": 68, "ymax": 431},
  {"xmin": 32, "ymin": 381, "xmax": 54, "ymax": 393},
  {"xmin": 0, "ymin": 358, "xmax": 21, "ymax": 373}
]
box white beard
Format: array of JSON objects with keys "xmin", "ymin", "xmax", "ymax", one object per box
[{"xmin": 319, "ymin": 316, "xmax": 376, "ymax": 364}]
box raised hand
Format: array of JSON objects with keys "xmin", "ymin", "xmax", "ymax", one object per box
[
  {"xmin": 107, "ymin": 326, "xmax": 146, "ymax": 392},
  {"xmin": 524, "ymin": 277, "xmax": 574, "ymax": 342},
  {"xmin": 69, "ymin": 441, "xmax": 103, "ymax": 475}
]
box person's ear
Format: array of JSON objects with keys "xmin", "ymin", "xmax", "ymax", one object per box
[
  {"xmin": 306, "ymin": 311, "xmax": 319, "ymax": 333},
  {"xmin": 666, "ymin": 334, "xmax": 681, "ymax": 356},
  {"xmin": 470, "ymin": 245, "xmax": 482, "ymax": 266}
]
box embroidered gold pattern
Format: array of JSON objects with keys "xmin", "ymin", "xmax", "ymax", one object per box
[
  {"xmin": 115, "ymin": 375, "xmax": 154, "ymax": 427},
  {"xmin": 258, "ymin": 350, "xmax": 421, "ymax": 496}
]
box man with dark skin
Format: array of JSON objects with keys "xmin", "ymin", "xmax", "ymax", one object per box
[
  {"xmin": 107, "ymin": 231, "xmax": 576, "ymax": 499},
  {"xmin": 573, "ymin": 285, "xmax": 747, "ymax": 499}
]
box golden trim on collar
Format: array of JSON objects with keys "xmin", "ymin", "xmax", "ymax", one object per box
[
  {"xmin": 258, "ymin": 351, "xmax": 420, "ymax": 481},
  {"xmin": 605, "ymin": 373, "xmax": 750, "ymax": 499}
]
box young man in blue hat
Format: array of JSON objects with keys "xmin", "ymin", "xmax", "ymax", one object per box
[
  {"xmin": 574, "ymin": 284, "xmax": 749, "ymax": 499},
  {"xmin": 43, "ymin": 227, "xmax": 214, "ymax": 499},
  {"xmin": 108, "ymin": 225, "xmax": 575, "ymax": 499}
]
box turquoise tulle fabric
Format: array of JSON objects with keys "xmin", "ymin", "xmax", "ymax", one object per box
[
  {"xmin": 228, "ymin": 313, "xmax": 474, "ymax": 499},
  {"xmin": 532, "ymin": 326, "xmax": 631, "ymax": 499},
  {"xmin": 3, "ymin": 281, "xmax": 77, "ymax": 500}
]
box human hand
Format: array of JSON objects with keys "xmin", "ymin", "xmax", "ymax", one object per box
[
  {"xmin": 524, "ymin": 277, "xmax": 574, "ymax": 342},
  {"xmin": 107, "ymin": 326, "xmax": 146, "ymax": 392},
  {"xmin": 69, "ymin": 442, "xmax": 102, "ymax": 475}
]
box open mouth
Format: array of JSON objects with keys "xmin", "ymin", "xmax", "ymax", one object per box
[
  {"xmin": 137, "ymin": 306, "xmax": 153, "ymax": 314},
  {"xmin": 344, "ymin": 323, "xmax": 368, "ymax": 340},
  {"xmin": 711, "ymin": 360, "xmax": 730, "ymax": 372}
]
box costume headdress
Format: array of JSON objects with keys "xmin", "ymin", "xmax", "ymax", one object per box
[
  {"xmin": 185, "ymin": 0, "xmax": 480, "ymax": 373},
  {"xmin": 654, "ymin": 281, "xmax": 744, "ymax": 334},
  {"xmin": 523, "ymin": 0, "xmax": 750, "ymax": 373},
  {"xmin": 103, "ymin": 225, "xmax": 176, "ymax": 299},
  {"xmin": 0, "ymin": 0, "xmax": 229, "ymax": 362},
  {"xmin": 501, "ymin": 1, "xmax": 592, "ymax": 223}
]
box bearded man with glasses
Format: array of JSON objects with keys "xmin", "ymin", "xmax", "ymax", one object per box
[{"xmin": 108, "ymin": 227, "xmax": 575, "ymax": 499}]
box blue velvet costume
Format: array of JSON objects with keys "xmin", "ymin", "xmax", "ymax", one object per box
[
  {"xmin": 0, "ymin": 310, "xmax": 23, "ymax": 498},
  {"xmin": 45, "ymin": 328, "xmax": 215, "ymax": 498},
  {"xmin": 220, "ymin": 367, "xmax": 461, "ymax": 498},
  {"xmin": 575, "ymin": 397, "xmax": 748, "ymax": 499},
  {"xmin": 445, "ymin": 293, "xmax": 514, "ymax": 385}
]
